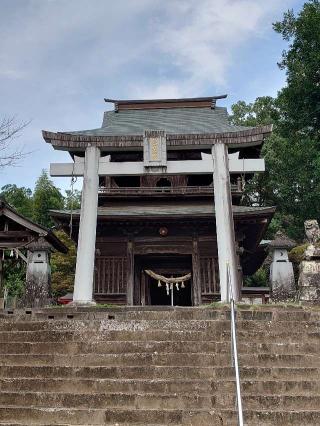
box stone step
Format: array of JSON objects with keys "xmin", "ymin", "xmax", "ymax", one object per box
[
  {"xmin": 3, "ymin": 306, "xmax": 320, "ymax": 321},
  {"xmin": 1, "ymin": 306, "xmax": 320, "ymax": 425},
  {"xmin": 0, "ymin": 392, "xmax": 215, "ymax": 410},
  {"xmin": 0, "ymin": 378, "xmax": 213, "ymax": 394},
  {"xmin": 0, "ymin": 365, "xmax": 319, "ymax": 380},
  {"xmin": 0, "ymin": 340, "xmax": 218, "ymax": 355},
  {"xmin": 218, "ymin": 394, "xmax": 320, "ymax": 410},
  {"xmin": 1, "ymin": 340, "xmax": 319, "ymax": 356},
  {"xmin": 221, "ymin": 409, "xmax": 320, "ymax": 426},
  {"xmin": 0, "ymin": 353, "xmax": 219, "ymax": 367},
  {"xmin": 0, "ymin": 319, "xmax": 231, "ymax": 332},
  {"xmin": 0, "ymin": 423, "xmax": 171, "ymax": 426},
  {"xmin": 218, "ymin": 366, "xmax": 320, "ymax": 380},
  {"xmin": 2, "ymin": 406, "xmax": 320, "ymax": 425},
  {"xmin": 215, "ymin": 379, "xmax": 320, "ymax": 395},
  {"xmin": 0, "ymin": 406, "xmax": 222, "ymax": 425},
  {"xmin": 0, "ymin": 318, "xmax": 319, "ymax": 333},
  {"xmin": 0, "ymin": 407, "xmax": 112, "ymax": 425},
  {"xmin": 0, "ymin": 328, "xmax": 319, "ymax": 343},
  {"xmin": 0, "ymin": 352, "xmax": 318, "ymax": 368},
  {"xmin": 1, "ymin": 391, "xmax": 320, "ymax": 412},
  {"xmin": 2, "ymin": 377, "xmax": 320, "ymax": 396},
  {"xmin": 0, "ymin": 365, "xmax": 217, "ymax": 380}
]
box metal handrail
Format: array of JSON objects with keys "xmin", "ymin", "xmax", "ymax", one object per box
[{"xmin": 227, "ymin": 263, "xmax": 244, "ymax": 426}]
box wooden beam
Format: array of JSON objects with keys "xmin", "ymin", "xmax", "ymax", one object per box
[
  {"xmin": 0, "ymin": 243, "xmax": 28, "ymax": 249},
  {"xmin": 0, "ymin": 231, "xmax": 31, "ymax": 238},
  {"xmin": 15, "ymin": 249, "xmax": 27, "ymax": 263}
]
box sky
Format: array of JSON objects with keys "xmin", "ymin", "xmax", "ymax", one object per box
[{"xmin": 0, "ymin": 0, "xmax": 304, "ymax": 194}]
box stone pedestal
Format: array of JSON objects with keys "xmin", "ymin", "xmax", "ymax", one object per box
[
  {"xmin": 298, "ymin": 260, "xmax": 320, "ymax": 302},
  {"xmin": 298, "ymin": 219, "xmax": 320, "ymax": 303},
  {"xmin": 270, "ymin": 259, "xmax": 295, "ymax": 301}
]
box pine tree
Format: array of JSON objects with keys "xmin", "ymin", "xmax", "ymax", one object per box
[{"xmin": 33, "ymin": 170, "xmax": 64, "ymax": 228}]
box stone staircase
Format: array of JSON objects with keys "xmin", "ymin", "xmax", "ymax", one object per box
[{"xmin": 0, "ymin": 306, "xmax": 319, "ymax": 425}]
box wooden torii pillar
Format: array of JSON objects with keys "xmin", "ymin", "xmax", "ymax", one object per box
[{"xmin": 51, "ymin": 134, "xmax": 265, "ymax": 305}]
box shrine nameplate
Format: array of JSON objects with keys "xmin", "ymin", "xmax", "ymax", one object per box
[{"xmin": 143, "ymin": 130, "xmax": 167, "ymax": 173}]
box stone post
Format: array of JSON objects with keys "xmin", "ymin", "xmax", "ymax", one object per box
[
  {"xmin": 73, "ymin": 145, "xmax": 100, "ymax": 305},
  {"xmin": 212, "ymin": 142, "xmax": 239, "ymax": 302}
]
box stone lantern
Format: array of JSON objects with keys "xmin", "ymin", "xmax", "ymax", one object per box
[{"xmin": 269, "ymin": 231, "xmax": 296, "ymax": 301}]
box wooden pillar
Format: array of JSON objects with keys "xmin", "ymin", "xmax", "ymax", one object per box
[
  {"xmin": 126, "ymin": 240, "xmax": 134, "ymax": 306},
  {"xmin": 212, "ymin": 142, "xmax": 240, "ymax": 302},
  {"xmin": 73, "ymin": 145, "xmax": 100, "ymax": 305},
  {"xmin": 192, "ymin": 238, "xmax": 202, "ymax": 306}
]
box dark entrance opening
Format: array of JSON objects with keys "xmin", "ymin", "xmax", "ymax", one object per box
[
  {"xmin": 156, "ymin": 178, "xmax": 172, "ymax": 187},
  {"xmin": 134, "ymin": 254, "xmax": 192, "ymax": 306},
  {"xmin": 149, "ymin": 274, "xmax": 192, "ymax": 306}
]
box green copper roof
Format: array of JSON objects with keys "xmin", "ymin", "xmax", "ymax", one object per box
[{"xmin": 68, "ymin": 107, "xmax": 252, "ymax": 137}]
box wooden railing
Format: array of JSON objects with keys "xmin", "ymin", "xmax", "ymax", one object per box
[
  {"xmin": 99, "ymin": 184, "xmax": 241, "ymax": 196},
  {"xmin": 94, "ymin": 256, "xmax": 127, "ymax": 295}
]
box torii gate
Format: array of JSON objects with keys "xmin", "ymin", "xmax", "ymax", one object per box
[{"xmin": 50, "ymin": 131, "xmax": 265, "ymax": 305}]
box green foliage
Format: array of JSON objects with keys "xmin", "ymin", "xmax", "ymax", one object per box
[
  {"xmin": 273, "ymin": 1, "xmax": 320, "ymax": 139},
  {"xmin": 289, "ymin": 244, "xmax": 308, "ymax": 265},
  {"xmin": 244, "ymin": 268, "xmax": 269, "ymax": 287},
  {"xmin": 231, "ymin": 100, "xmax": 320, "ymax": 240},
  {"xmin": 230, "ymin": 96, "xmax": 280, "ymax": 128},
  {"xmin": 288, "ymin": 243, "xmax": 308, "ymax": 284},
  {"xmin": 2, "ymin": 257, "xmax": 26, "ymax": 297},
  {"xmin": 64, "ymin": 189, "xmax": 81, "ymax": 210},
  {"xmin": 230, "ymin": 2, "xmax": 320, "ymax": 241},
  {"xmin": 0, "ymin": 184, "xmax": 33, "ymax": 219},
  {"xmin": 33, "ymin": 170, "xmax": 64, "ymax": 227},
  {"xmin": 1, "ymin": 173, "xmax": 79, "ymax": 300},
  {"xmin": 50, "ymin": 230, "xmax": 77, "ymax": 298}
]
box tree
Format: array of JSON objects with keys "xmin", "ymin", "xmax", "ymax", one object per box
[
  {"xmin": 229, "ymin": 2, "xmax": 320, "ymax": 241},
  {"xmin": 0, "ymin": 117, "xmax": 30, "ymax": 168},
  {"xmin": 230, "ymin": 95, "xmax": 320, "ymax": 240},
  {"xmin": 273, "ymin": 1, "xmax": 320, "ymax": 140},
  {"xmin": 272, "ymin": 1, "xmax": 320, "ymax": 238},
  {"xmin": 0, "ymin": 184, "xmax": 33, "ymax": 219},
  {"xmin": 64, "ymin": 189, "xmax": 81, "ymax": 210},
  {"xmin": 33, "ymin": 170, "xmax": 64, "ymax": 228},
  {"xmin": 230, "ymin": 96, "xmax": 280, "ymax": 128},
  {"xmin": 50, "ymin": 230, "xmax": 77, "ymax": 298}
]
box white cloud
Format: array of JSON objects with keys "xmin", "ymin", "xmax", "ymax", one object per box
[
  {"xmin": 130, "ymin": 0, "xmax": 292, "ymax": 98},
  {"xmin": 0, "ymin": 0, "xmax": 296, "ymax": 190}
]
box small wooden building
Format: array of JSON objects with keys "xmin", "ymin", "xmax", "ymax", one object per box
[
  {"xmin": 0, "ymin": 199, "xmax": 67, "ymax": 303},
  {"xmin": 44, "ymin": 96, "xmax": 275, "ymax": 306}
]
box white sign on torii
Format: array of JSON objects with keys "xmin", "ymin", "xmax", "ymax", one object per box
[{"xmin": 50, "ymin": 139, "xmax": 265, "ymax": 305}]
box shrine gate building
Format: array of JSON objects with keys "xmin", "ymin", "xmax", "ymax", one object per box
[{"xmin": 43, "ymin": 96, "xmax": 275, "ymax": 306}]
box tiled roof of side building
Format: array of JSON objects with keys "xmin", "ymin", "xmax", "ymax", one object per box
[{"xmin": 68, "ymin": 107, "xmax": 252, "ymax": 137}]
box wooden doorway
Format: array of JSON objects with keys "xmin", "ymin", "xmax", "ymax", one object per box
[{"xmin": 134, "ymin": 254, "xmax": 192, "ymax": 306}]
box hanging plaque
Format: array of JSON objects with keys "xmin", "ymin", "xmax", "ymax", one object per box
[{"xmin": 143, "ymin": 130, "xmax": 167, "ymax": 173}]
